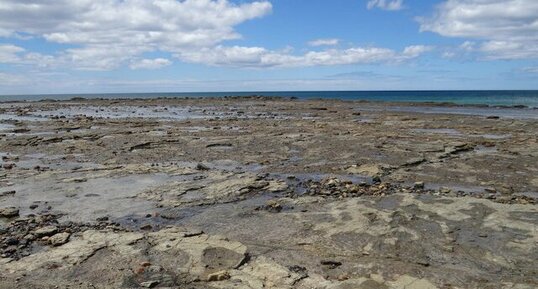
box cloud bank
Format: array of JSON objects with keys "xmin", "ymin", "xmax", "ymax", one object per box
[
  {"xmin": 419, "ymin": 0, "xmax": 538, "ymax": 59},
  {"xmin": 0, "ymin": 0, "xmax": 431, "ymax": 71},
  {"xmin": 176, "ymin": 45, "xmax": 432, "ymax": 68},
  {"xmin": 0, "ymin": 0, "xmax": 272, "ymax": 70}
]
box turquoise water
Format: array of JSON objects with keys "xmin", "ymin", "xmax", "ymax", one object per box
[{"xmin": 1, "ymin": 90, "xmax": 538, "ymax": 108}]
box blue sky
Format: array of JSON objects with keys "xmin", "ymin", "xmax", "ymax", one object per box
[{"xmin": 0, "ymin": 0, "xmax": 537, "ymax": 94}]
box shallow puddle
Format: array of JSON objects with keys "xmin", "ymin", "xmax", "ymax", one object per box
[
  {"xmin": 411, "ymin": 128, "xmax": 463, "ymax": 136},
  {"xmin": 474, "ymin": 145, "xmax": 498, "ymax": 155},
  {"xmin": 29, "ymin": 105, "xmax": 207, "ymax": 120}
]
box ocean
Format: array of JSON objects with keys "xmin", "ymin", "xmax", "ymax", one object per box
[{"xmin": 1, "ymin": 90, "xmax": 538, "ymax": 108}]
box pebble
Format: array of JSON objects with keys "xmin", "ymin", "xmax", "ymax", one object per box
[
  {"xmin": 34, "ymin": 226, "xmax": 59, "ymax": 237},
  {"xmin": 413, "ymin": 182, "xmax": 425, "ymax": 190},
  {"xmin": 320, "ymin": 260, "xmax": 342, "ymax": 269},
  {"xmin": 195, "ymin": 163, "xmax": 210, "ymax": 171},
  {"xmin": 49, "ymin": 232, "xmax": 70, "ymax": 246},
  {"xmin": 2, "ymin": 163, "xmax": 15, "ymax": 170}
]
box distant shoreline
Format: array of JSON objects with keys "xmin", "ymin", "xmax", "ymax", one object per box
[{"xmin": 1, "ymin": 91, "xmax": 538, "ymax": 109}]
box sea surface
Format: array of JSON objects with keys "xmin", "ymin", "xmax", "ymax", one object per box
[{"xmin": 1, "ymin": 90, "xmax": 538, "ymax": 108}]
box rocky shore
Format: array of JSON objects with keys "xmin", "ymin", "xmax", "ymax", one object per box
[{"xmin": 1, "ymin": 97, "xmax": 537, "ymax": 288}]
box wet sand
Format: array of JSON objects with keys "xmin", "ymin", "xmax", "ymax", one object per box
[{"xmin": 0, "ymin": 97, "xmax": 537, "ymax": 288}]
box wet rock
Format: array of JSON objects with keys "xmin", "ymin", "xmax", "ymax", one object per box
[
  {"xmin": 2, "ymin": 163, "xmax": 15, "ymax": 170},
  {"xmin": 195, "ymin": 163, "xmax": 210, "ymax": 171},
  {"xmin": 140, "ymin": 224, "xmax": 153, "ymax": 231},
  {"xmin": 0, "ymin": 190, "xmax": 16, "ymax": 197},
  {"xmin": 34, "ymin": 226, "xmax": 58, "ymax": 237},
  {"xmin": 404, "ymin": 157, "xmax": 426, "ymax": 167},
  {"xmin": 183, "ymin": 230, "xmax": 204, "ymax": 238},
  {"xmin": 0, "ymin": 207, "xmax": 19, "ymax": 218},
  {"xmin": 256, "ymin": 200, "xmax": 283, "ymax": 213},
  {"xmin": 49, "ymin": 232, "xmax": 70, "ymax": 246},
  {"xmin": 320, "ymin": 260, "xmax": 342, "ymax": 269},
  {"xmin": 484, "ymin": 188, "xmax": 497, "ymax": 194},
  {"xmin": 206, "ymin": 143, "xmax": 233, "ymax": 148},
  {"xmin": 439, "ymin": 187, "xmax": 451, "ymax": 194},
  {"xmin": 4, "ymin": 237, "xmax": 19, "ymax": 246},
  {"xmin": 372, "ymin": 176, "xmax": 382, "ymax": 184}
]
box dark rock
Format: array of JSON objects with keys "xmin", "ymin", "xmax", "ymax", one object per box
[
  {"xmin": 320, "ymin": 260, "xmax": 342, "ymax": 269},
  {"xmin": 0, "ymin": 190, "xmax": 16, "ymax": 197},
  {"xmin": 195, "ymin": 163, "xmax": 210, "ymax": 171},
  {"xmin": 413, "ymin": 182, "xmax": 425, "ymax": 190}
]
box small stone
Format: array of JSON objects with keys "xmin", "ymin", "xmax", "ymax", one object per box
[
  {"xmin": 2, "ymin": 163, "xmax": 15, "ymax": 170},
  {"xmin": 4, "ymin": 238, "xmax": 19, "ymax": 246},
  {"xmin": 34, "ymin": 226, "xmax": 58, "ymax": 237},
  {"xmin": 439, "ymin": 187, "xmax": 451, "ymax": 194},
  {"xmin": 140, "ymin": 224, "xmax": 152, "ymax": 230},
  {"xmin": 0, "ymin": 207, "xmax": 19, "ymax": 218},
  {"xmin": 49, "ymin": 232, "xmax": 70, "ymax": 246},
  {"xmin": 413, "ymin": 182, "xmax": 425, "ymax": 190},
  {"xmin": 195, "ymin": 163, "xmax": 210, "ymax": 171},
  {"xmin": 24, "ymin": 234, "xmax": 35, "ymax": 241},
  {"xmin": 320, "ymin": 260, "xmax": 342, "ymax": 269},
  {"xmin": 183, "ymin": 230, "xmax": 204, "ymax": 238},
  {"xmin": 207, "ymin": 270, "xmax": 230, "ymax": 282},
  {"xmin": 416, "ymin": 259, "xmax": 430, "ymax": 267},
  {"xmin": 265, "ymin": 200, "xmax": 283, "ymax": 212}
]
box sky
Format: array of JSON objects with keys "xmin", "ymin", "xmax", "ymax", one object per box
[{"xmin": 0, "ymin": 0, "xmax": 537, "ymax": 94}]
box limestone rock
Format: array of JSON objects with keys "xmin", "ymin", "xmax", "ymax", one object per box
[
  {"xmin": 34, "ymin": 226, "xmax": 58, "ymax": 237},
  {"xmin": 49, "ymin": 232, "xmax": 71, "ymax": 246},
  {"xmin": 0, "ymin": 207, "xmax": 19, "ymax": 218}
]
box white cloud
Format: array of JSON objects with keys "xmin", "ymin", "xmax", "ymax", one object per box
[
  {"xmin": 0, "ymin": 1, "xmax": 430, "ymax": 71},
  {"xmin": 0, "ymin": 44, "xmax": 56, "ymax": 67},
  {"xmin": 308, "ymin": 39, "xmax": 340, "ymax": 47},
  {"xmin": 176, "ymin": 45, "xmax": 432, "ymax": 68},
  {"xmin": 0, "ymin": 44, "xmax": 25, "ymax": 63},
  {"xmin": 0, "ymin": 0, "xmax": 272, "ymax": 70},
  {"xmin": 130, "ymin": 58, "xmax": 172, "ymax": 70},
  {"xmin": 419, "ymin": 0, "xmax": 538, "ymax": 59},
  {"xmin": 367, "ymin": 0, "xmax": 404, "ymax": 11}
]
